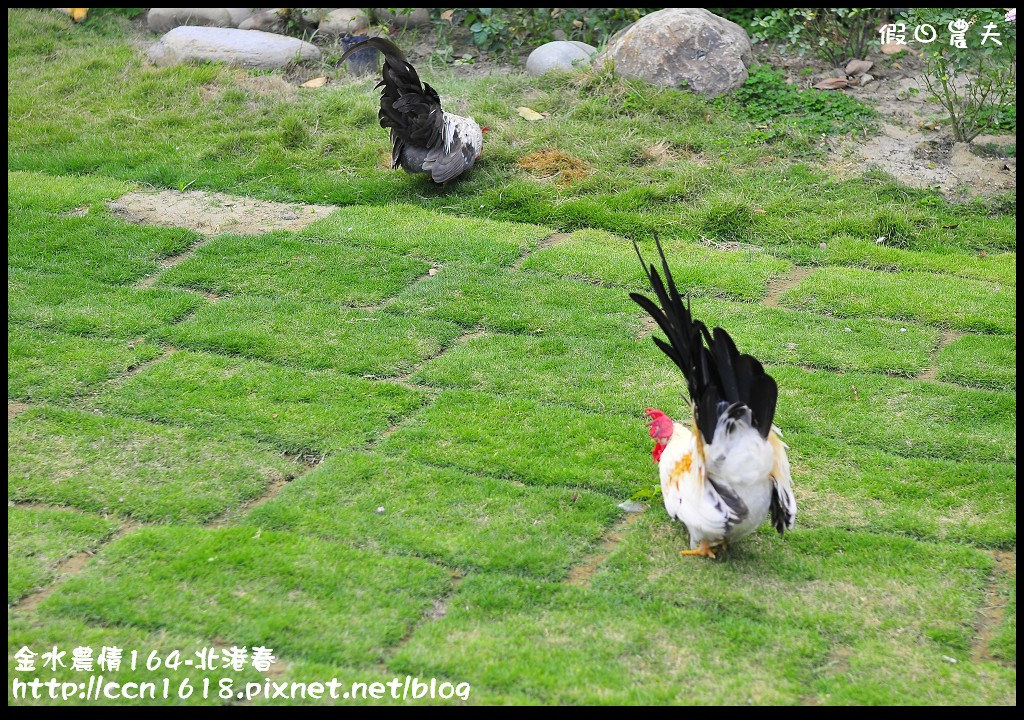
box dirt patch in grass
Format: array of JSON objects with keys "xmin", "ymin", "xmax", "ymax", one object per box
[
  {"xmin": 14, "ymin": 551, "xmax": 94, "ymax": 612},
  {"xmin": 108, "ymin": 190, "xmax": 337, "ymax": 236},
  {"xmin": 425, "ymin": 573, "xmax": 465, "ymax": 622},
  {"xmin": 510, "ymin": 231, "xmax": 571, "ymax": 270},
  {"xmin": 391, "ymin": 327, "xmax": 486, "ymax": 382},
  {"xmin": 517, "ymin": 149, "xmax": 591, "ymax": 184},
  {"xmin": 14, "ymin": 521, "xmax": 138, "ymax": 612},
  {"xmin": 760, "ymin": 46, "xmax": 1015, "ymax": 194},
  {"xmin": 822, "ymin": 69, "xmax": 1016, "ymax": 195},
  {"xmin": 566, "ymin": 511, "xmax": 644, "ymax": 587},
  {"xmin": 200, "ymin": 73, "xmax": 299, "ymax": 104},
  {"xmin": 917, "ymin": 328, "xmax": 963, "ymax": 382},
  {"xmin": 634, "ymin": 139, "xmax": 708, "ymax": 165},
  {"xmin": 538, "ymin": 232, "xmax": 572, "ymax": 251},
  {"xmin": 854, "ymin": 123, "xmax": 1015, "ymax": 194},
  {"xmin": 971, "ymin": 549, "xmax": 1016, "ymax": 665},
  {"xmin": 9, "ymin": 402, "xmax": 31, "ymax": 420},
  {"xmin": 210, "ymin": 470, "xmax": 305, "ymax": 528},
  {"xmin": 121, "ymin": 346, "xmax": 177, "ymax": 382},
  {"xmin": 637, "ymin": 316, "xmax": 659, "ymax": 340},
  {"xmin": 764, "ymin": 266, "xmax": 815, "ymax": 307}
]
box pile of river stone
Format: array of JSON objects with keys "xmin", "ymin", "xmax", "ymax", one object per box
[
  {"xmin": 526, "ymin": 9, "xmax": 753, "ymax": 97},
  {"xmin": 145, "ymin": 8, "xmax": 753, "ymax": 97},
  {"xmin": 146, "ymin": 8, "xmax": 429, "ymax": 70}
]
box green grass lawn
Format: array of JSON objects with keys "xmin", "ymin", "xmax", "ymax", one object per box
[{"xmin": 6, "ymin": 9, "xmax": 1016, "ymax": 705}]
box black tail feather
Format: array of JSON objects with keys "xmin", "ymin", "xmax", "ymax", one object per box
[
  {"xmin": 631, "ymin": 234, "xmax": 778, "ymax": 442},
  {"xmin": 769, "ymin": 480, "xmax": 795, "ymax": 534},
  {"xmin": 342, "ymin": 38, "xmax": 445, "ymax": 165},
  {"xmin": 340, "ymin": 36, "xmax": 407, "ymax": 64}
]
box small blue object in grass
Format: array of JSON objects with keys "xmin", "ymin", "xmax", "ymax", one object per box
[{"xmin": 342, "ymin": 35, "xmax": 379, "ymax": 75}]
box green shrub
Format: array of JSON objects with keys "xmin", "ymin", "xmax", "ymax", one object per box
[
  {"xmin": 742, "ymin": 8, "xmax": 888, "ymax": 64},
  {"xmin": 432, "ymin": 8, "xmax": 656, "ymax": 58},
  {"xmin": 903, "ymin": 8, "xmax": 1017, "ymax": 142},
  {"xmin": 717, "ymin": 65, "xmax": 877, "ymax": 137}
]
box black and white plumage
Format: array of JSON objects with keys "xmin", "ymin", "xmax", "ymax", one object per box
[
  {"xmin": 341, "ymin": 37, "xmax": 484, "ymax": 184},
  {"xmin": 632, "ymin": 235, "xmax": 796, "ymax": 558}
]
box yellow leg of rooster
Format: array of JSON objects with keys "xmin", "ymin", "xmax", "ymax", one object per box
[
  {"xmin": 57, "ymin": 9, "xmax": 89, "ymax": 23},
  {"xmin": 680, "ymin": 540, "xmax": 718, "ymax": 559}
]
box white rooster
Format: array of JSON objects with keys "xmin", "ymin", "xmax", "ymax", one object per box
[
  {"xmin": 341, "ymin": 37, "xmax": 485, "ymax": 183},
  {"xmin": 631, "ymin": 237, "xmax": 797, "ymax": 558}
]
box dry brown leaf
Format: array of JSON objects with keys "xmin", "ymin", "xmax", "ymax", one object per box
[
  {"xmin": 813, "ymin": 78, "xmax": 849, "ymax": 90},
  {"xmin": 516, "ymin": 106, "xmax": 545, "ymax": 121},
  {"xmin": 300, "ymin": 76, "xmax": 328, "ymax": 89},
  {"xmin": 845, "ymin": 59, "xmax": 873, "ymax": 76}
]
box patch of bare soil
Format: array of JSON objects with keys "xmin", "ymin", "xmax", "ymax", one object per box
[
  {"xmin": 108, "ymin": 190, "xmax": 337, "ymax": 236},
  {"xmin": 917, "ymin": 328, "xmax": 962, "ymax": 382},
  {"xmin": 834, "ymin": 66, "xmax": 1014, "ymax": 194},
  {"xmin": 201, "ymin": 73, "xmax": 301, "ymax": 103},
  {"xmin": 566, "ymin": 511, "xmax": 645, "ymax": 587},
  {"xmin": 13, "ymin": 552, "xmax": 94, "ymax": 612},
  {"xmin": 510, "ymin": 231, "xmax": 570, "ymax": 270},
  {"xmin": 538, "ymin": 231, "xmax": 571, "ymax": 250},
  {"xmin": 971, "ymin": 550, "xmax": 1016, "ymax": 665},
  {"xmin": 760, "ymin": 45, "xmax": 1016, "ymax": 195},
  {"xmin": 637, "ymin": 316, "xmax": 658, "ymax": 339},
  {"xmin": 764, "ymin": 267, "xmax": 815, "ymax": 308},
  {"xmin": 8, "ymin": 402, "xmax": 31, "ymax": 420},
  {"xmin": 853, "ymin": 121, "xmax": 1015, "ymax": 195},
  {"xmin": 15, "ymin": 521, "xmax": 138, "ymax": 611}
]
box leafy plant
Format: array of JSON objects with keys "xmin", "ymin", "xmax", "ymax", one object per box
[
  {"xmin": 551, "ymin": 7, "xmax": 656, "ymax": 45},
  {"xmin": 743, "ymin": 8, "xmax": 889, "ymax": 64},
  {"xmin": 464, "ymin": 8, "xmax": 512, "ymax": 54},
  {"xmin": 73, "ymin": 7, "xmax": 146, "ymax": 36},
  {"xmin": 717, "ymin": 65, "xmax": 877, "ymax": 137},
  {"xmin": 430, "ymin": 8, "xmax": 656, "ymax": 59},
  {"xmin": 903, "ymin": 8, "xmax": 1017, "ymax": 142}
]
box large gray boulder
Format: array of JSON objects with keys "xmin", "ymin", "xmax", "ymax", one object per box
[
  {"xmin": 148, "ymin": 26, "xmax": 321, "ymax": 70},
  {"xmin": 526, "ymin": 41, "xmax": 597, "ymax": 76},
  {"xmin": 147, "ymin": 8, "xmax": 236, "ymax": 33},
  {"xmin": 374, "ymin": 8, "xmax": 431, "ymax": 28},
  {"xmin": 318, "ymin": 8, "xmax": 369, "ymax": 35},
  {"xmin": 238, "ymin": 9, "xmax": 286, "ymax": 32},
  {"xmin": 301, "ymin": 8, "xmax": 339, "ymax": 25},
  {"xmin": 225, "ymin": 8, "xmax": 257, "ymax": 27},
  {"xmin": 595, "ymin": 8, "xmax": 753, "ymax": 97}
]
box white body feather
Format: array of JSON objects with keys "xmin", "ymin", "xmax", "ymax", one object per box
[
  {"xmin": 658, "ymin": 419, "xmax": 793, "ymax": 549},
  {"xmin": 442, "ymin": 111, "xmax": 483, "ymax": 159}
]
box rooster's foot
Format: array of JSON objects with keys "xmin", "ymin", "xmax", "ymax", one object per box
[{"xmin": 680, "ymin": 540, "xmax": 717, "ymax": 559}]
